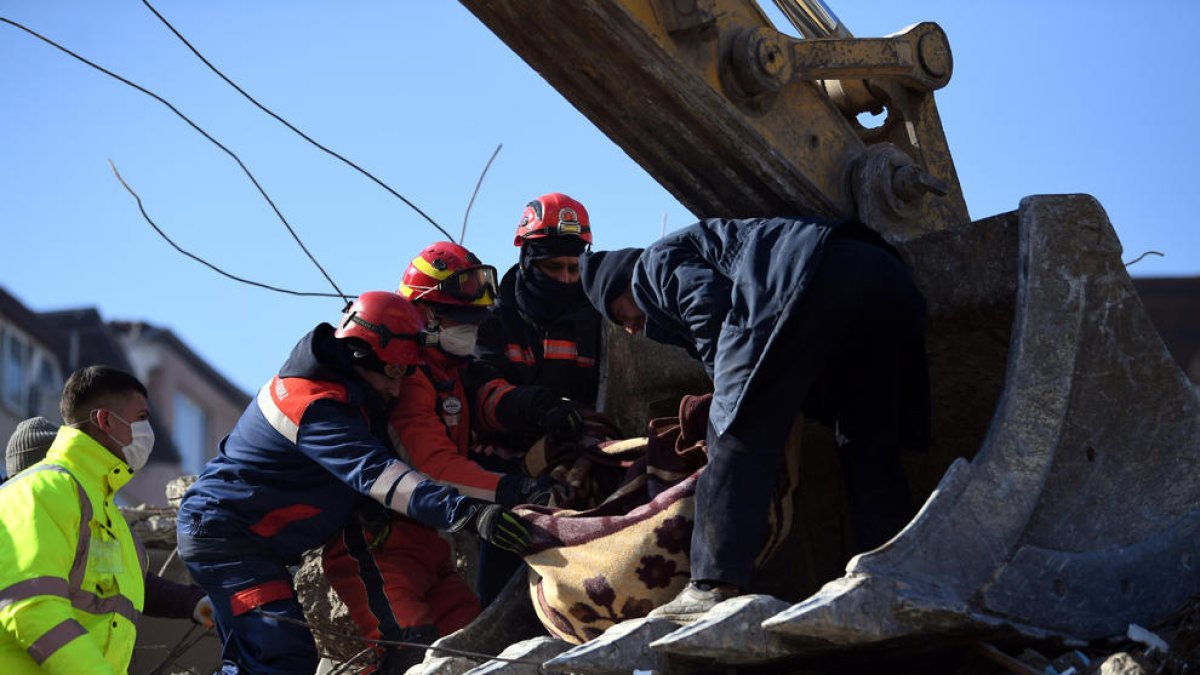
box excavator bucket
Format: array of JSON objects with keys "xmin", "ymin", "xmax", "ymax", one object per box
[
  {"xmin": 755, "ymin": 193, "xmax": 1200, "ymax": 649},
  {"xmin": 528, "ymin": 194, "xmax": 1200, "ymax": 673},
  {"xmin": 447, "ymin": 1, "xmax": 1200, "ymax": 668}
]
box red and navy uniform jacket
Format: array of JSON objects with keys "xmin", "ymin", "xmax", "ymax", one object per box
[
  {"xmin": 177, "ymin": 324, "xmax": 475, "ymax": 564},
  {"xmin": 467, "ymin": 264, "xmax": 602, "ymax": 452},
  {"xmin": 388, "ymin": 350, "xmax": 504, "ymax": 502}
]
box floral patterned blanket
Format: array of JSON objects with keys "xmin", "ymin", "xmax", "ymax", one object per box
[{"xmin": 515, "ymin": 393, "xmax": 800, "ymax": 643}]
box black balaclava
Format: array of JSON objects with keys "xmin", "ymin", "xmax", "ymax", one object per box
[
  {"xmin": 514, "ymin": 237, "xmax": 589, "ymax": 326},
  {"xmin": 578, "ymin": 248, "xmax": 644, "ymax": 323}
]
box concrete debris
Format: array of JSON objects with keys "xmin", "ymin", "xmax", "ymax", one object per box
[
  {"xmin": 121, "ymin": 505, "xmax": 178, "ymax": 548},
  {"xmin": 165, "ymin": 475, "xmax": 196, "ymax": 508},
  {"xmin": 293, "ymin": 548, "xmax": 363, "ymax": 664}
]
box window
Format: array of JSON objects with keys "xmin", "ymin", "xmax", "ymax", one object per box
[
  {"xmin": 3, "ymin": 331, "xmax": 30, "ymax": 412},
  {"xmin": 172, "ymin": 390, "xmax": 209, "ymax": 474},
  {"xmin": 26, "ymin": 357, "xmax": 61, "ymax": 419}
]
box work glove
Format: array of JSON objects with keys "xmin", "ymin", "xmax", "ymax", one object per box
[
  {"xmin": 192, "ymin": 596, "xmax": 214, "ymax": 629},
  {"xmin": 539, "ymin": 398, "xmax": 584, "ymax": 443},
  {"xmin": 496, "ymin": 473, "xmax": 570, "ymax": 508},
  {"xmin": 451, "ymin": 499, "xmax": 532, "ymax": 555}
]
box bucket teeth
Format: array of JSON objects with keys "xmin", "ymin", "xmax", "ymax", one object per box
[
  {"xmin": 648, "ymin": 594, "xmax": 795, "ymax": 663},
  {"xmin": 543, "ymin": 617, "xmax": 679, "ymax": 674},
  {"xmin": 461, "ymin": 636, "xmax": 571, "ymax": 674}
]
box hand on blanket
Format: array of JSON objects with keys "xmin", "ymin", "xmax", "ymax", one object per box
[
  {"xmin": 454, "ymin": 499, "xmax": 532, "ymax": 555},
  {"xmin": 540, "ymin": 399, "xmax": 584, "ymax": 443}
]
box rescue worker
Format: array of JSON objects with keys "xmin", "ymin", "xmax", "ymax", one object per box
[
  {"xmin": 4, "ymin": 416, "xmax": 214, "ymax": 636},
  {"xmin": 467, "ymin": 192, "xmax": 603, "ymax": 603},
  {"xmin": 0, "ymin": 366, "xmax": 162, "ymax": 673},
  {"xmin": 325, "ymin": 243, "xmax": 561, "ymax": 673},
  {"xmin": 176, "ymin": 291, "xmax": 531, "ymax": 674},
  {"xmin": 578, "ymin": 217, "xmax": 929, "ymax": 622}
]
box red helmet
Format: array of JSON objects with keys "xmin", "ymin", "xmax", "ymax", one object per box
[
  {"xmin": 398, "ymin": 242, "xmax": 497, "ymax": 308},
  {"xmin": 335, "ymin": 291, "xmax": 427, "ymax": 373},
  {"xmin": 513, "ymin": 193, "xmax": 592, "ymax": 247}
]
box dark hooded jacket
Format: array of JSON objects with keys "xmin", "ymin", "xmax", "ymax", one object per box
[
  {"xmin": 584, "ymin": 217, "xmax": 840, "ymax": 436},
  {"xmin": 467, "ymin": 263, "xmax": 602, "ymax": 450}
]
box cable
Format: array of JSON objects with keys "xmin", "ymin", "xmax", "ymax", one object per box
[
  {"xmin": 1124, "ymin": 250, "xmax": 1164, "ymax": 267},
  {"xmin": 147, "ymin": 625, "xmax": 210, "ymax": 675},
  {"xmin": 0, "ymin": 16, "xmax": 350, "ymax": 304},
  {"xmin": 461, "ymin": 143, "xmax": 502, "ymax": 244},
  {"xmin": 110, "ymin": 161, "xmax": 343, "ymax": 298},
  {"xmin": 140, "ymin": 0, "xmax": 455, "ymax": 242},
  {"xmin": 252, "ymin": 608, "xmax": 548, "ymax": 671}
]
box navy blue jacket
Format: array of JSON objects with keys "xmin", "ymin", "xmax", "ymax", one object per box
[
  {"xmin": 632, "ymin": 217, "xmax": 838, "ymax": 435},
  {"xmin": 177, "ymin": 324, "xmax": 475, "ymax": 564}
]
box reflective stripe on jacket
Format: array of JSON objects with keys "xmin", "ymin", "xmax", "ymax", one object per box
[
  {"xmin": 0, "ymin": 427, "xmax": 148, "ymax": 674},
  {"xmin": 468, "ymin": 263, "xmax": 602, "ymax": 447},
  {"xmin": 178, "ymin": 324, "xmax": 476, "ymax": 564}
]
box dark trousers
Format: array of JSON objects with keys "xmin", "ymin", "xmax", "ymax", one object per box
[
  {"xmin": 178, "ymin": 533, "xmax": 316, "ymax": 675},
  {"xmin": 690, "ymin": 238, "xmax": 926, "ymax": 589}
]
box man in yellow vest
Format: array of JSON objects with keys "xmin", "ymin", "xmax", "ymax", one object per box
[{"xmin": 0, "ymin": 365, "xmax": 155, "ymax": 673}]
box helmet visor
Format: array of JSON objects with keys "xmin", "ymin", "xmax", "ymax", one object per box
[{"xmin": 438, "ymin": 265, "xmax": 498, "ymax": 303}]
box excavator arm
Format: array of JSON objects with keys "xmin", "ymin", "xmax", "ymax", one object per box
[
  {"xmin": 461, "ymin": 0, "xmax": 967, "ymax": 241},
  {"xmin": 450, "ymin": 0, "xmax": 1200, "ymax": 670}
]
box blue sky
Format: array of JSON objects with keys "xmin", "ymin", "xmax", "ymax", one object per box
[{"xmin": 2, "ymin": 1, "xmax": 1198, "ymax": 396}]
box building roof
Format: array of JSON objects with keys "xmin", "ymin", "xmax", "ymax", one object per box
[
  {"xmin": 1132, "ymin": 276, "xmax": 1200, "ymax": 379},
  {"xmin": 108, "ymin": 321, "xmax": 249, "ymax": 406},
  {"xmin": 40, "ymin": 307, "xmax": 134, "ymax": 373},
  {"xmin": 0, "ymin": 287, "xmax": 68, "ymax": 362}
]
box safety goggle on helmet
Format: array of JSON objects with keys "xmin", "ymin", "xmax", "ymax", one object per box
[
  {"xmin": 335, "ymin": 291, "xmax": 429, "ymax": 378},
  {"xmin": 399, "ymin": 242, "xmax": 498, "ymax": 307}
]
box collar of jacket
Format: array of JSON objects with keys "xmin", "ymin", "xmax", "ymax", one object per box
[
  {"xmin": 44, "ymin": 425, "xmax": 134, "ymax": 495},
  {"xmin": 280, "ymin": 323, "xmax": 386, "ymax": 410},
  {"xmin": 498, "ymin": 263, "xmax": 595, "ymax": 330}
]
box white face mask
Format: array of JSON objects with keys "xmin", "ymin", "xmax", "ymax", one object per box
[
  {"xmin": 437, "ymin": 324, "xmax": 479, "ymax": 357},
  {"xmin": 104, "ymin": 411, "xmax": 155, "ymax": 472}
]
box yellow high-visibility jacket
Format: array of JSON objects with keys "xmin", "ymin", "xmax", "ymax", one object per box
[{"xmin": 0, "ymin": 427, "xmax": 147, "ymax": 674}]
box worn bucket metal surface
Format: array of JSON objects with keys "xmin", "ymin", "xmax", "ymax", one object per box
[{"xmin": 760, "ymin": 193, "xmax": 1200, "ymax": 648}]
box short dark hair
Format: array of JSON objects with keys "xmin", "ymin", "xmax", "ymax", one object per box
[{"xmin": 60, "ymin": 366, "xmax": 148, "ymax": 425}]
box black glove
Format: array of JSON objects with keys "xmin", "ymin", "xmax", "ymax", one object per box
[
  {"xmin": 451, "ymin": 499, "xmax": 532, "ymax": 555},
  {"xmin": 540, "ymin": 399, "xmax": 584, "ymax": 443},
  {"xmin": 496, "ymin": 473, "xmax": 563, "ymax": 508}
]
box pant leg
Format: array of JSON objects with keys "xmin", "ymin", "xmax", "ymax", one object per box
[
  {"xmin": 690, "ymin": 415, "xmax": 793, "ymax": 589},
  {"xmin": 181, "ymin": 554, "xmax": 316, "ymax": 675},
  {"xmin": 323, "ymin": 518, "xmax": 455, "ymax": 642},
  {"xmin": 690, "ymin": 237, "xmax": 926, "ymax": 586},
  {"xmin": 824, "ymin": 245, "xmax": 925, "ymax": 551}
]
